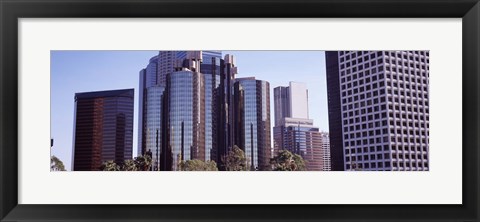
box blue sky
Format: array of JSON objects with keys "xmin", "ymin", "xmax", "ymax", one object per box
[{"xmin": 51, "ymin": 51, "xmax": 328, "ymax": 171}]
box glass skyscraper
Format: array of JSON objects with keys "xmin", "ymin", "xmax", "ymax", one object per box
[
  {"xmin": 162, "ymin": 69, "xmax": 206, "ymax": 170},
  {"xmin": 200, "ymin": 51, "xmax": 222, "ymax": 163},
  {"xmin": 72, "ymin": 89, "xmax": 134, "ymax": 171},
  {"xmin": 273, "ymin": 86, "xmax": 290, "ymax": 127},
  {"xmin": 216, "ymin": 54, "xmax": 238, "ymax": 167},
  {"xmin": 144, "ymin": 86, "xmax": 164, "ymax": 171},
  {"xmin": 141, "ymin": 51, "xmax": 281, "ymax": 171},
  {"xmin": 233, "ymin": 77, "xmax": 271, "ymax": 171},
  {"xmin": 139, "ymin": 51, "xmax": 222, "ymax": 162},
  {"xmin": 138, "ymin": 55, "xmax": 159, "ymax": 156}
]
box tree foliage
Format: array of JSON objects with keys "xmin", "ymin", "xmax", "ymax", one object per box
[
  {"xmin": 121, "ymin": 159, "xmax": 137, "ymax": 171},
  {"xmin": 100, "ymin": 160, "xmax": 120, "ymax": 171},
  {"xmin": 270, "ymin": 150, "xmax": 306, "ymax": 171},
  {"xmin": 100, "ymin": 155, "xmax": 152, "ymax": 171},
  {"xmin": 50, "ymin": 155, "xmax": 66, "ymax": 171},
  {"xmin": 222, "ymin": 145, "xmax": 249, "ymax": 171},
  {"xmin": 134, "ymin": 154, "xmax": 153, "ymax": 171},
  {"xmin": 179, "ymin": 159, "xmax": 218, "ymax": 171}
]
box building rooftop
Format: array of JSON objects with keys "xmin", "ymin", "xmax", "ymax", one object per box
[{"xmin": 75, "ymin": 88, "xmax": 134, "ymax": 100}]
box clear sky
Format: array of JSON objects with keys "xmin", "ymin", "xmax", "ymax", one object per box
[{"xmin": 51, "ymin": 51, "xmax": 328, "ymax": 171}]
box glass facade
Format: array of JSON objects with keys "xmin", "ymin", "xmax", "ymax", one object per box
[
  {"xmin": 233, "ymin": 78, "xmax": 271, "ymax": 170},
  {"xmin": 163, "ymin": 70, "xmax": 205, "ymax": 170},
  {"xmin": 138, "ymin": 55, "xmax": 159, "ymax": 156},
  {"xmin": 201, "ymin": 53, "xmax": 222, "ymax": 162},
  {"xmin": 273, "ymin": 86, "xmax": 290, "ymax": 127},
  {"xmin": 73, "ymin": 89, "xmax": 134, "ymax": 171},
  {"xmin": 145, "ymin": 86, "xmax": 164, "ymax": 170},
  {"xmin": 139, "ymin": 51, "xmax": 222, "ymax": 165},
  {"xmin": 216, "ymin": 55, "xmax": 238, "ymax": 167}
]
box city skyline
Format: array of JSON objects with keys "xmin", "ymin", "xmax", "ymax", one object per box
[
  {"xmin": 51, "ymin": 51, "xmax": 329, "ymax": 171},
  {"xmin": 52, "ymin": 50, "xmax": 429, "ymax": 171}
]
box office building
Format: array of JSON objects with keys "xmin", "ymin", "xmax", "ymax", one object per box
[
  {"xmin": 215, "ymin": 54, "xmax": 238, "ymax": 167},
  {"xmin": 144, "ymin": 85, "xmax": 165, "ymax": 171},
  {"xmin": 200, "ymin": 51, "xmax": 222, "ymax": 163},
  {"xmin": 273, "ymin": 86, "xmax": 290, "ymax": 127},
  {"xmin": 233, "ymin": 77, "xmax": 271, "ymax": 170},
  {"xmin": 161, "ymin": 53, "xmax": 206, "ymax": 171},
  {"xmin": 320, "ymin": 132, "xmax": 331, "ymax": 171},
  {"xmin": 288, "ymin": 82, "xmax": 309, "ymax": 119},
  {"xmin": 325, "ymin": 51, "xmax": 430, "ymax": 171},
  {"xmin": 274, "ymin": 118, "xmax": 330, "ymax": 171},
  {"xmin": 138, "ymin": 51, "xmax": 222, "ymax": 163},
  {"xmin": 138, "ymin": 55, "xmax": 159, "ymax": 156},
  {"xmin": 325, "ymin": 52, "xmax": 345, "ymax": 171},
  {"xmin": 72, "ymin": 89, "xmax": 134, "ymax": 171},
  {"xmin": 273, "ymin": 82, "xmax": 330, "ymax": 171}
]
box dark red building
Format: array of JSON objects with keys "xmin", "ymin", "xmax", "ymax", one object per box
[{"xmin": 73, "ymin": 89, "xmax": 134, "ymax": 171}]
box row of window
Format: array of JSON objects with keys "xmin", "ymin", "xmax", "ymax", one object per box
[
  {"xmin": 340, "ymin": 63, "xmax": 383, "ymax": 76},
  {"xmin": 339, "ymin": 50, "xmax": 429, "ymax": 61},
  {"xmin": 344, "ymin": 128, "xmax": 429, "ymax": 140},
  {"xmin": 346, "ymin": 161, "xmax": 429, "ymax": 170},
  {"xmin": 346, "ymin": 153, "xmax": 428, "ymax": 162},
  {"xmin": 343, "ymin": 120, "xmax": 429, "ymax": 134},
  {"xmin": 339, "ymin": 51, "xmax": 383, "ymax": 61},
  {"xmin": 345, "ymin": 143, "xmax": 428, "ymax": 154}
]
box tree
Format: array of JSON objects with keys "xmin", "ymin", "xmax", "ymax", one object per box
[
  {"xmin": 134, "ymin": 155, "xmax": 152, "ymax": 171},
  {"xmin": 179, "ymin": 159, "xmax": 218, "ymax": 171},
  {"xmin": 222, "ymin": 145, "xmax": 249, "ymax": 171},
  {"xmin": 270, "ymin": 150, "xmax": 306, "ymax": 171},
  {"xmin": 50, "ymin": 155, "xmax": 66, "ymax": 171},
  {"xmin": 122, "ymin": 159, "xmax": 137, "ymax": 171},
  {"xmin": 100, "ymin": 160, "xmax": 120, "ymax": 171}
]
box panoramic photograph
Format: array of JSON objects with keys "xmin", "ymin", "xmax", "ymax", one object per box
[{"xmin": 50, "ymin": 50, "xmax": 429, "ymax": 171}]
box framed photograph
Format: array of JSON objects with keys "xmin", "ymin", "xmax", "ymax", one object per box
[{"xmin": 1, "ymin": 0, "xmax": 479, "ymax": 221}]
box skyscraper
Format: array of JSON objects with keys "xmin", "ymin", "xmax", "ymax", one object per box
[
  {"xmin": 273, "ymin": 86, "xmax": 290, "ymax": 127},
  {"xmin": 200, "ymin": 51, "xmax": 222, "ymax": 163},
  {"xmin": 138, "ymin": 55, "xmax": 159, "ymax": 156},
  {"xmin": 273, "ymin": 82, "xmax": 330, "ymax": 171},
  {"xmin": 157, "ymin": 51, "xmax": 187, "ymax": 87},
  {"xmin": 72, "ymin": 89, "xmax": 134, "ymax": 171},
  {"xmin": 288, "ymin": 82, "xmax": 309, "ymax": 119},
  {"xmin": 233, "ymin": 77, "xmax": 271, "ymax": 170},
  {"xmin": 162, "ymin": 53, "xmax": 206, "ymax": 171},
  {"xmin": 326, "ymin": 51, "xmax": 430, "ymax": 171},
  {"xmin": 325, "ymin": 52, "xmax": 345, "ymax": 171},
  {"xmin": 216, "ymin": 54, "xmax": 238, "ymax": 167},
  {"xmin": 144, "ymin": 85, "xmax": 164, "ymax": 171},
  {"xmin": 138, "ymin": 51, "xmax": 222, "ymax": 164},
  {"xmin": 320, "ymin": 132, "xmax": 331, "ymax": 171},
  {"xmin": 160, "ymin": 52, "xmax": 241, "ymax": 170}
]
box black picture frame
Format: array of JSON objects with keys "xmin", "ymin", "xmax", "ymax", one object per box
[{"xmin": 1, "ymin": 0, "xmax": 479, "ymax": 221}]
